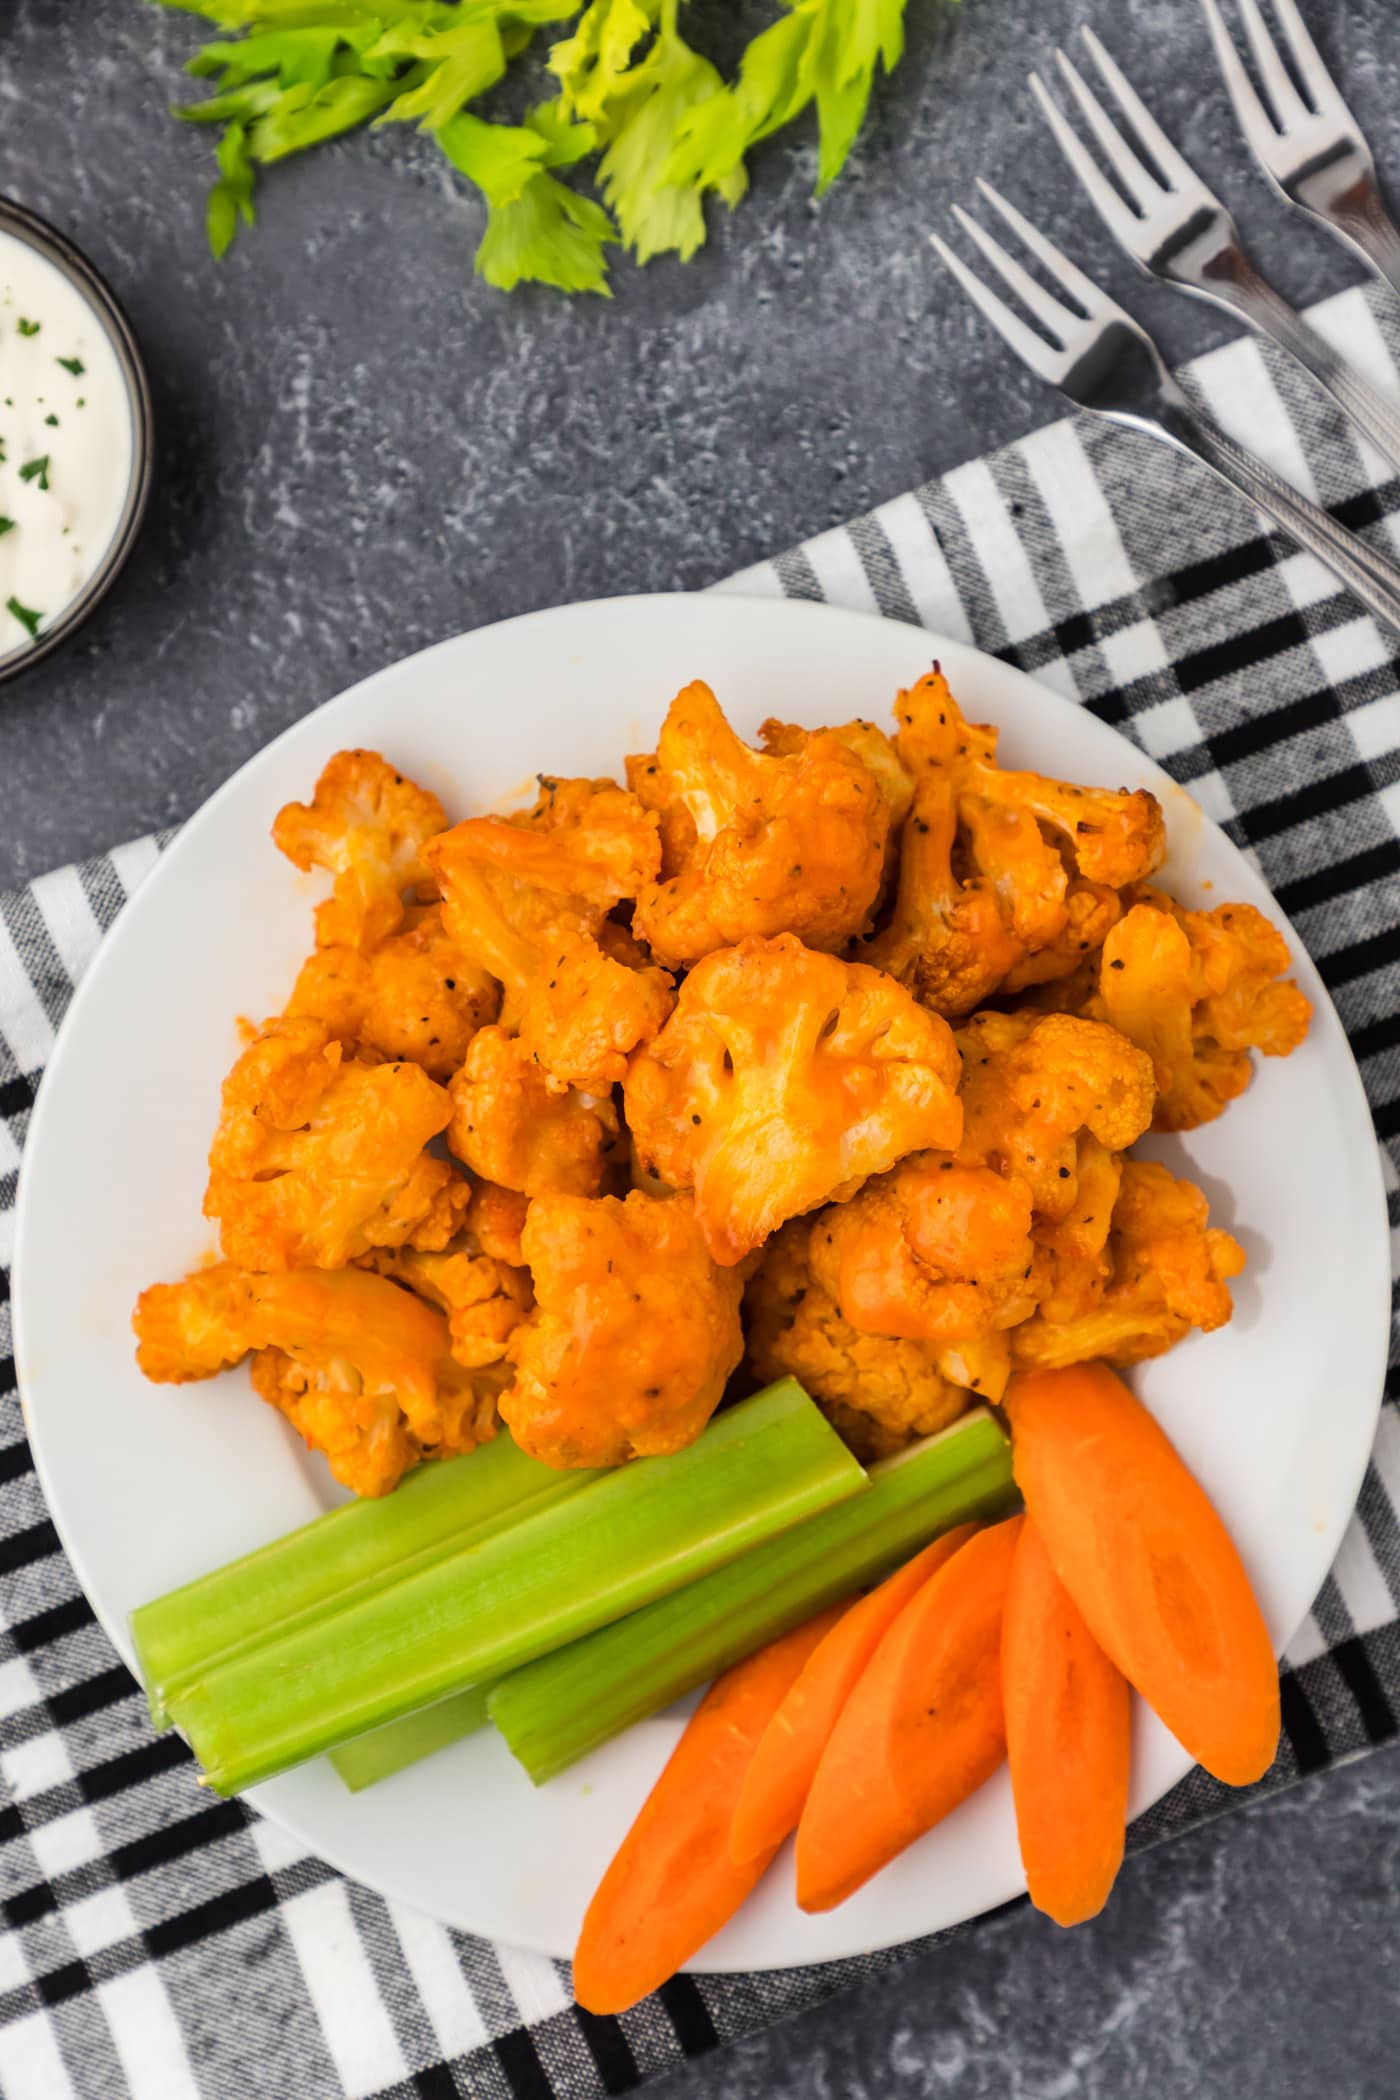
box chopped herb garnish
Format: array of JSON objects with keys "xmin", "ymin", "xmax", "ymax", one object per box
[
  {"xmin": 7, "ymin": 596, "xmax": 42, "ymax": 637},
  {"xmin": 56, "ymin": 356, "xmax": 84, "ymax": 376},
  {"xmin": 17, "ymin": 319, "xmax": 39, "ymax": 337},
  {"xmin": 0, "ymin": 518, "xmax": 13, "ymax": 537},
  {"xmin": 44, "ymin": 414, "xmax": 58, "ymax": 427},
  {"xmin": 76, "ymin": 397, "xmax": 86, "ymax": 408},
  {"xmin": 19, "ymin": 456, "xmax": 50, "ymax": 490}
]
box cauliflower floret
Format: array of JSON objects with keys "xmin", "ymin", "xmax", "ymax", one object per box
[
  {"xmin": 1095, "ymin": 892, "xmax": 1312, "ymax": 1131},
  {"xmin": 131, "ymin": 1261, "xmax": 257, "ymax": 1383},
  {"xmin": 859, "ymin": 777, "xmax": 1027, "ymax": 1021},
  {"xmin": 861, "ymin": 670, "xmax": 1165, "ymax": 1014},
  {"xmin": 628, "ymin": 682, "xmax": 891, "ymax": 967},
  {"xmin": 894, "ymin": 669, "xmax": 1166, "ymax": 889},
  {"xmin": 1011, "ymin": 1159, "xmax": 1245, "ymax": 1370},
  {"xmin": 272, "ymin": 750, "xmax": 447, "ymax": 952},
  {"xmin": 133, "ymin": 1264, "xmax": 499, "ymax": 1497},
  {"xmin": 999, "ymin": 881, "xmax": 1124, "ymax": 993},
  {"xmin": 205, "ymin": 1016, "xmax": 468, "ymax": 1270},
  {"xmin": 467, "ymin": 1179, "xmax": 530, "ymax": 1267},
  {"xmin": 745, "ymin": 1218, "xmax": 971, "ymax": 1463},
  {"xmin": 810, "ymin": 1155, "xmax": 1042, "ymax": 1345},
  {"xmin": 759, "ymin": 714, "xmax": 916, "ymax": 831},
  {"xmin": 502, "ymin": 1191, "xmax": 745, "ymax": 1468},
  {"xmin": 775, "ymin": 1013, "xmax": 1151, "ymax": 1349},
  {"xmin": 446, "ymin": 1025, "xmax": 619, "ymax": 1197},
  {"xmin": 287, "ymin": 904, "xmax": 499, "ymax": 1081},
  {"xmin": 956, "ymin": 1010, "xmax": 1156, "ymax": 1219},
  {"xmin": 1031, "ymin": 1134, "xmax": 1125, "ymax": 1322},
  {"xmin": 250, "ymin": 1350, "xmax": 422, "ymax": 1499},
  {"xmin": 427, "ymin": 778, "xmax": 671, "ymax": 1093},
  {"xmin": 367, "ymin": 1238, "xmax": 532, "ymax": 1370},
  {"xmin": 624, "ymin": 933, "xmax": 964, "ymax": 1266}
]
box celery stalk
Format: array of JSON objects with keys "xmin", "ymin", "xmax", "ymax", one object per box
[
  {"xmin": 164, "ymin": 1379, "xmax": 865, "ymax": 1795},
  {"xmin": 329, "ymin": 1687, "xmax": 491, "ymax": 1793},
  {"xmin": 133, "ymin": 1436, "xmax": 598, "ymax": 1730},
  {"xmin": 488, "ymin": 1409, "xmax": 1016, "ymax": 1785}
]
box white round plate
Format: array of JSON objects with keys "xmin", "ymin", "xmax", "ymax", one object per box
[{"xmin": 14, "ymin": 593, "xmax": 1390, "ymax": 1969}]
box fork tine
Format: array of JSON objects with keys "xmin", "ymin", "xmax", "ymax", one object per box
[
  {"xmin": 1029, "ymin": 70, "xmax": 1138, "ymax": 241},
  {"xmin": 1236, "ymin": 0, "xmax": 1311, "ymax": 130},
  {"xmin": 1266, "ymin": 0, "xmax": 1345, "ymax": 117},
  {"xmin": 1053, "ymin": 47, "xmax": 1161, "ymax": 212},
  {"xmin": 1078, "ymin": 27, "xmax": 1199, "ymax": 193},
  {"xmin": 1199, "ymin": 0, "xmax": 1282, "ymax": 154},
  {"xmin": 951, "ymin": 203, "xmax": 1082, "ymax": 342},
  {"xmin": 928, "ymin": 232, "xmax": 1065, "ymax": 383},
  {"xmin": 976, "ymin": 177, "xmax": 1116, "ymax": 320}
]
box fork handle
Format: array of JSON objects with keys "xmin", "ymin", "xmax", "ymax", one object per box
[
  {"xmin": 1203, "ymin": 261, "xmax": 1400, "ymax": 480},
  {"xmin": 1332, "ymin": 192, "xmax": 1400, "ymax": 306},
  {"xmin": 1128, "ymin": 383, "xmax": 1400, "ymax": 634}
]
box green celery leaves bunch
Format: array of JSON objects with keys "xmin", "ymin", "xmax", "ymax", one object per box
[{"xmin": 152, "ymin": 0, "xmax": 913, "ymax": 294}]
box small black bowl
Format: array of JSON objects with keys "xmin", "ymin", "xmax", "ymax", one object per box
[{"xmin": 0, "ymin": 195, "xmax": 155, "ymax": 688}]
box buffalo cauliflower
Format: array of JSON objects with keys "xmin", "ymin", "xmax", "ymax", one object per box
[
  {"xmin": 861, "ymin": 670, "xmax": 1165, "ymax": 1013},
  {"xmin": 466, "ymin": 1178, "xmax": 530, "ymax": 1267},
  {"xmin": 624, "ymin": 932, "xmax": 964, "ymax": 1265},
  {"xmin": 1011, "ymin": 1159, "xmax": 1245, "ymax": 1370},
  {"xmin": 956, "ymin": 1009, "xmax": 1156, "ymax": 1219},
  {"xmin": 1095, "ymin": 891, "xmax": 1312, "ymax": 1130},
  {"xmin": 366, "ymin": 1238, "xmax": 532, "ymax": 1370},
  {"xmin": 427, "ymin": 777, "xmax": 672, "ymax": 1093},
  {"xmin": 745, "ymin": 1217, "xmax": 971, "ymax": 1462},
  {"xmin": 858, "ymin": 776, "xmax": 1027, "ymax": 1020},
  {"xmin": 799, "ymin": 1010, "xmax": 1152, "ymax": 1346},
  {"xmin": 894, "ymin": 670, "xmax": 1165, "ymax": 888},
  {"xmin": 502, "ymin": 1191, "xmax": 745, "ymax": 1468},
  {"xmin": 272, "ymin": 750, "xmax": 447, "ymax": 952},
  {"xmin": 133, "ymin": 1263, "xmax": 499, "ymax": 1496},
  {"xmin": 1031, "ymin": 1134, "xmax": 1125, "ymax": 1322},
  {"xmin": 287, "ymin": 904, "xmax": 499, "ymax": 1081},
  {"xmin": 135, "ymin": 672, "xmax": 1291, "ymax": 1494},
  {"xmin": 205, "ymin": 1016, "xmax": 467, "ymax": 1270},
  {"xmin": 446, "ymin": 1024, "xmax": 619, "ymax": 1197},
  {"xmin": 628, "ymin": 682, "xmax": 891, "ymax": 967},
  {"xmin": 810, "ymin": 1155, "xmax": 1042, "ymax": 1346}
]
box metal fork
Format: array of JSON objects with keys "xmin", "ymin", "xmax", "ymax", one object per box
[
  {"xmin": 1202, "ymin": 0, "xmax": 1400, "ymax": 298},
  {"xmin": 932, "ymin": 184, "xmax": 1400, "ymax": 634},
  {"xmin": 1031, "ymin": 28, "xmax": 1400, "ymax": 480}
]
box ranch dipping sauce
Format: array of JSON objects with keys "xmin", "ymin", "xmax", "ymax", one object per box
[{"xmin": 0, "ymin": 224, "xmax": 135, "ymax": 664}]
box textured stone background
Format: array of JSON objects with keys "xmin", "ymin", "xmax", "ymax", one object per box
[{"xmin": 5, "ymin": 0, "xmax": 1400, "ymax": 2093}]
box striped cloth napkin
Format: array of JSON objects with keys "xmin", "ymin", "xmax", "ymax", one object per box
[{"xmin": 2, "ymin": 278, "xmax": 1398, "ymax": 2100}]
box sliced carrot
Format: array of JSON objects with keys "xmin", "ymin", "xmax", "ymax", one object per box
[
  {"xmin": 794, "ymin": 1516, "xmax": 1022, "ymax": 1913},
  {"xmin": 730, "ymin": 1523, "xmax": 979, "ymax": 1866},
  {"xmin": 1003, "ymin": 1515, "xmax": 1131, "ymax": 1927},
  {"xmin": 1003, "ymin": 1362, "xmax": 1278, "ymax": 1787},
  {"xmin": 572, "ymin": 1602, "xmax": 846, "ymax": 2014}
]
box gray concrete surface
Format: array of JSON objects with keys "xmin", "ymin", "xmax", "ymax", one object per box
[{"xmin": 5, "ymin": 1, "xmax": 1400, "ymax": 2095}]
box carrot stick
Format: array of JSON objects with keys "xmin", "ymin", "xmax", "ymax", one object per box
[
  {"xmin": 1002, "ymin": 1515, "xmax": 1131, "ymax": 1927},
  {"xmin": 1003, "ymin": 1363, "xmax": 1278, "ymax": 1787},
  {"xmin": 572, "ymin": 1602, "xmax": 846, "ymax": 2014},
  {"xmin": 730, "ymin": 1523, "xmax": 979, "ymax": 1866},
  {"xmin": 794, "ymin": 1516, "xmax": 1022, "ymax": 1913}
]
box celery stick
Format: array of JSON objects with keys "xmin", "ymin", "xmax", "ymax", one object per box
[
  {"xmin": 165, "ymin": 1379, "xmax": 865, "ymax": 1795},
  {"xmin": 488, "ymin": 1409, "xmax": 1016, "ymax": 1785},
  {"xmin": 133, "ymin": 1436, "xmax": 598, "ymax": 1730},
  {"xmin": 329, "ymin": 1686, "xmax": 491, "ymax": 1793}
]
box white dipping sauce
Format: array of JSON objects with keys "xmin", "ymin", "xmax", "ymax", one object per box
[{"xmin": 0, "ymin": 227, "xmax": 135, "ymax": 662}]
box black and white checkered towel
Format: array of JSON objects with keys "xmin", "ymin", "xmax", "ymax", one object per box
[{"xmin": 2, "ymin": 280, "xmax": 1398, "ymax": 2100}]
